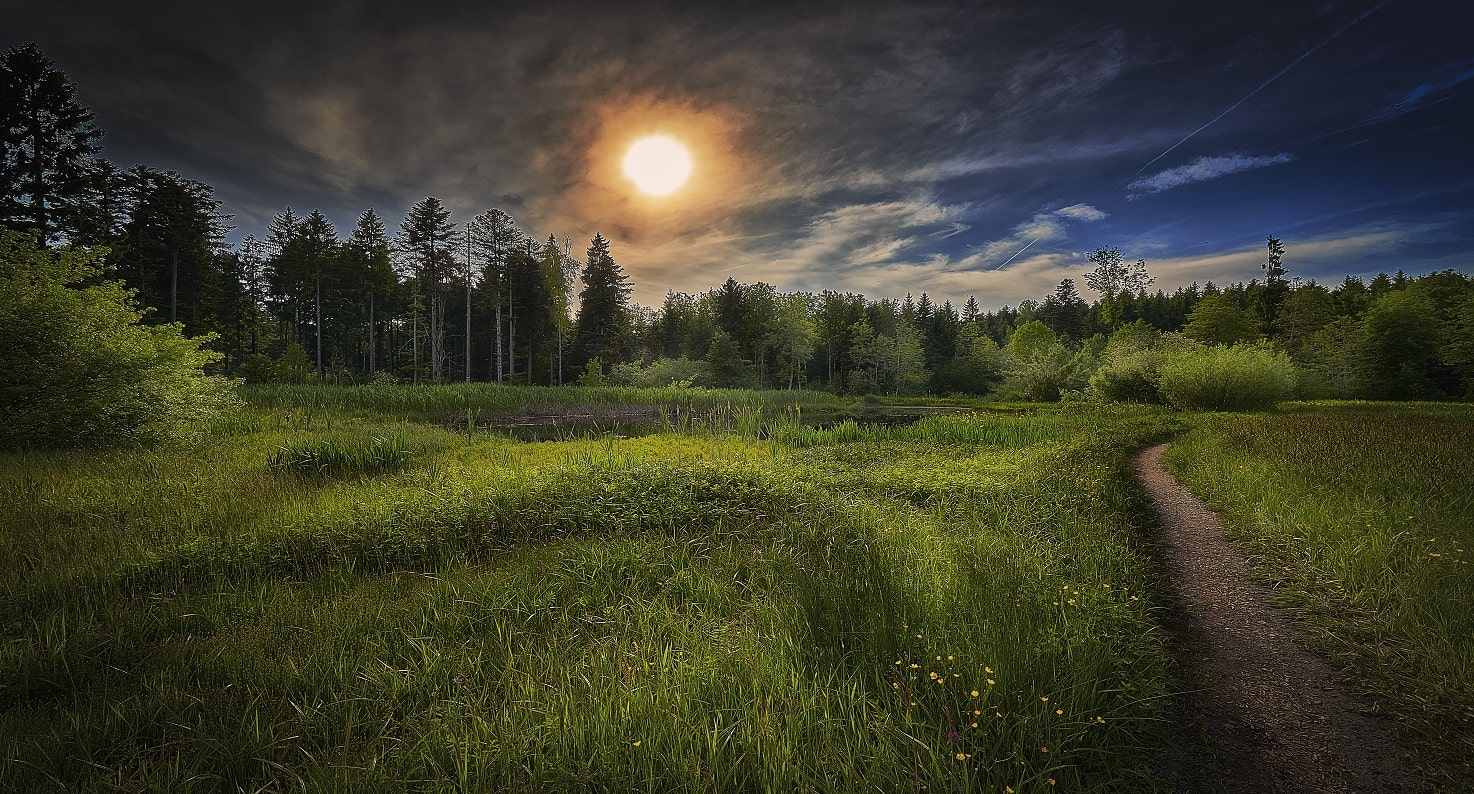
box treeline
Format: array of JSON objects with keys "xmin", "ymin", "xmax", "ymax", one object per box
[{"xmin": 5, "ymin": 42, "xmax": 1473, "ymax": 401}]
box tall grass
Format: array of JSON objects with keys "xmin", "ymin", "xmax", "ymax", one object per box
[
  {"xmin": 0, "ymin": 389, "xmax": 1186, "ymax": 791},
  {"xmin": 242, "ymin": 382, "xmax": 850, "ymax": 424},
  {"xmin": 1165, "ymin": 402, "xmax": 1474, "ymax": 790}
]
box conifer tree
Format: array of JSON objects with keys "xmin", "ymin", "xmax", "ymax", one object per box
[
  {"xmin": 396, "ymin": 197, "xmax": 459, "ymax": 383},
  {"xmin": 573, "ymin": 232, "xmax": 632, "ymax": 373},
  {"xmin": 0, "ymin": 43, "xmax": 102, "ymax": 244},
  {"xmin": 342, "ymin": 210, "xmax": 395, "ymax": 373},
  {"xmin": 467, "ymin": 209, "xmax": 522, "ymax": 382}
]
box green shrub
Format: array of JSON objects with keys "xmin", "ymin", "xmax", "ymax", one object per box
[
  {"xmin": 0, "ymin": 231, "xmax": 237, "ymax": 448},
  {"xmin": 1089, "ymin": 349, "xmax": 1166, "ymax": 403},
  {"xmin": 1157, "ymin": 342, "xmax": 1297, "ymax": 410},
  {"xmin": 1001, "ymin": 321, "xmax": 1092, "ymax": 402},
  {"xmin": 607, "ymin": 356, "xmax": 709, "ymax": 388}
]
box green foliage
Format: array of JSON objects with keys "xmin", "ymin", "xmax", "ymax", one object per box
[
  {"xmin": 232, "ymin": 344, "xmax": 313, "ymax": 385},
  {"xmin": 574, "ymin": 356, "xmax": 609, "ymax": 386},
  {"xmin": 1354, "ymin": 289, "xmax": 1443, "ymax": 399},
  {"xmin": 0, "ymin": 231, "xmax": 237, "ymax": 448},
  {"xmin": 1445, "ymin": 296, "xmax": 1474, "ymax": 397},
  {"xmin": 1182, "ymin": 293, "xmax": 1262, "ymax": 345},
  {"xmin": 1001, "ymin": 321, "xmax": 1090, "ymax": 402},
  {"xmin": 1087, "ymin": 322, "xmax": 1198, "ymax": 404},
  {"xmin": 1090, "ymin": 349, "xmax": 1165, "ymax": 404},
  {"xmin": 1167, "ymin": 407, "xmax": 1474, "ymax": 788},
  {"xmin": 940, "ymin": 324, "xmax": 1005, "ymax": 394},
  {"xmin": 705, "ymin": 329, "xmax": 758, "ymax": 388},
  {"xmin": 0, "ymin": 43, "xmax": 102, "ymax": 243},
  {"xmin": 1157, "ymin": 342, "xmax": 1297, "ymax": 411},
  {"xmin": 608, "ymin": 356, "xmax": 708, "ymax": 388}
]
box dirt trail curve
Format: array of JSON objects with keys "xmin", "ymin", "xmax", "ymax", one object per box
[{"xmin": 1135, "ymin": 444, "xmax": 1424, "ymax": 794}]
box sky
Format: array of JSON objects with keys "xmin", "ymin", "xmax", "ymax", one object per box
[{"xmin": 9, "ymin": 0, "xmax": 1474, "ymax": 310}]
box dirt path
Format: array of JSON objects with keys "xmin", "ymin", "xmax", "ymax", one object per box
[{"xmin": 1136, "ymin": 444, "xmax": 1423, "ymax": 793}]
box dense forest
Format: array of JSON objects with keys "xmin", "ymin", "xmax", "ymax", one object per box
[{"xmin": 6, "ymin": 42, "xmax": 1473, "ymax": 401}]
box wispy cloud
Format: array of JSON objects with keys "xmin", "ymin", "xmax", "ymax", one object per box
[
  {"xmin": 1128, "ymin": 153, "xmax": 1295, "ymax": 196},
  {"xmin": 1053, "ymin": 203, "xmax": 1109, "ymax": 222}
]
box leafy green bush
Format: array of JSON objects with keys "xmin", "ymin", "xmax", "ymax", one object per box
[
  {"xmin": 608, "ymin": 356, "xmax": 709, "ymax": 388},
  {"xmin": 1089, "ymin": 349, "xmax": 1166, "ymax": 403},
  {"xmin": 0, "ymin": 231, "xmax": 237, "ymax": 448},
  {"xmin": 1001, "ymin": 321, "xmax": 1093, "ymax": 401},
  {"xmin": 1157, "ymin": 342, "xmax": 1297, "ymax": 410},
  {"xmin": 1087, "ymin": 323, "xmax": 1198, "ymax": 404}
]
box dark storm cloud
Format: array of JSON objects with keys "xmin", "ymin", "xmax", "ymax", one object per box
[{"xmin": 8, "ymin": 0, "xmax": 1473, "ymax": 305}]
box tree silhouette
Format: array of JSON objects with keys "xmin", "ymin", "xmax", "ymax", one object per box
[{"xmin": 0, "ymin": 43, "xmax": 102, "ymax": 244}]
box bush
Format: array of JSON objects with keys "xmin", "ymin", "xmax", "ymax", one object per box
[
  {"xmin": 1089, "ymin": 349, "xmax": 1166, "ymax": 403},
  {"xmin": 0, "ymin": 232, "xmax": 237, "ymax": 448},
  {"xmin": 1086, "ymin": 323, "xmax": 1196, "ymax": 404},
  {"xmin": 1157, "ymin": 342, "xmax": 1297, "ymax": 411},
  {"xmin": 607, "ymin": 356, "xmax": 709, "ymax": 388},
  {"xmin": 1000, "ymin": 321, "xmax": 1092, "ymax": 402}
]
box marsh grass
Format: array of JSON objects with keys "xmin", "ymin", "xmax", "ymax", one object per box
[
  {"xmin": 1165, "ymin": 401, "xmax": 1474, "ymax": 790},
  {"xmin": 267, "ymin": 431, "xmax": 415, "ymax": 477},
  {"xmin": 242, "ymin": 382, "xmax": 850, "ymax": 424},
  {"xmin": 0, "ymin": 389, "xmax": 1185, "ymax": 791}
]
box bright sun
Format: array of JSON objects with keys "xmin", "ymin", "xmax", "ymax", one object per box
[{"xmin": 623, "ymin": 136, "xmax": 692, "ymax": 196}]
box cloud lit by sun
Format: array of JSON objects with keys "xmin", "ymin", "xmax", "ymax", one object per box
[
  {"xmin": 624, "ymin": 136, "xmax": 692, "ymax": 196},
  {"xmin": 572, "ymin": 95, "xmax": 750, "ymax": 257}
]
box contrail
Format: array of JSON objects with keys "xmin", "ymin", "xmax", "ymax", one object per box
[
  {"xmin": 1136, "ymin": 0, "xmax": 1391, "ymax": 175},
  {"xmin": 994, "ymin": 237, "xmax": 1042, "ymax": 270}
]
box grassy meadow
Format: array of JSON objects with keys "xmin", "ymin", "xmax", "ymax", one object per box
[
  {"xmin": 7, "ymin": 384, "xmax": 1471, "ymax": 791},
  {"xmin": 1165, "ymin": 402, "xmax": 1474, "ymax": 790},
  {"xmin": 0, "ymin": 385, "xmax": 1188, "ymax": 791}
]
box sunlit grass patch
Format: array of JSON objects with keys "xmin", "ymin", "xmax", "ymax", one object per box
[{"xmin": 0, "ymin": 390, "xmax": 1184, "ymax": 791}]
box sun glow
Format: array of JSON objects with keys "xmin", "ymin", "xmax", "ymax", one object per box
[{"xmin": 623, "ymin": 136, "xmax": 692, "ymax": 196}]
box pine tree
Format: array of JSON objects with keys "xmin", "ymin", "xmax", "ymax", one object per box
[
  {"xmin": 573, "ymin": 232, "xmax": 632, "ymax": 373},
  {"xmin": 467, "ymin": 209, "xmax": 522, "ymax": 382},
  {"xmin": 396, "ymin": 197, "xmax": 459, "ymax": 383},
  {"xmin": 115, "ymin": 168, "xmax": 227, "ymax": 330},
  {"xmin": 0, "ymin": 43, "xmax": 102, "ymax": 244},
  {"xmin": 298, "ymin": 211, "xmax": 338, "ymax": 379},
  {"xmin": 342, "ymin": 210, "xmax": 395, "ymax": 374},
  {"xmin": 264, "ymin": 206, "xmax": 304, "ymax": 350},
  {"xmin": 1260, "ymin": 235, "xmax": 1290, "ymax": 325}
]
